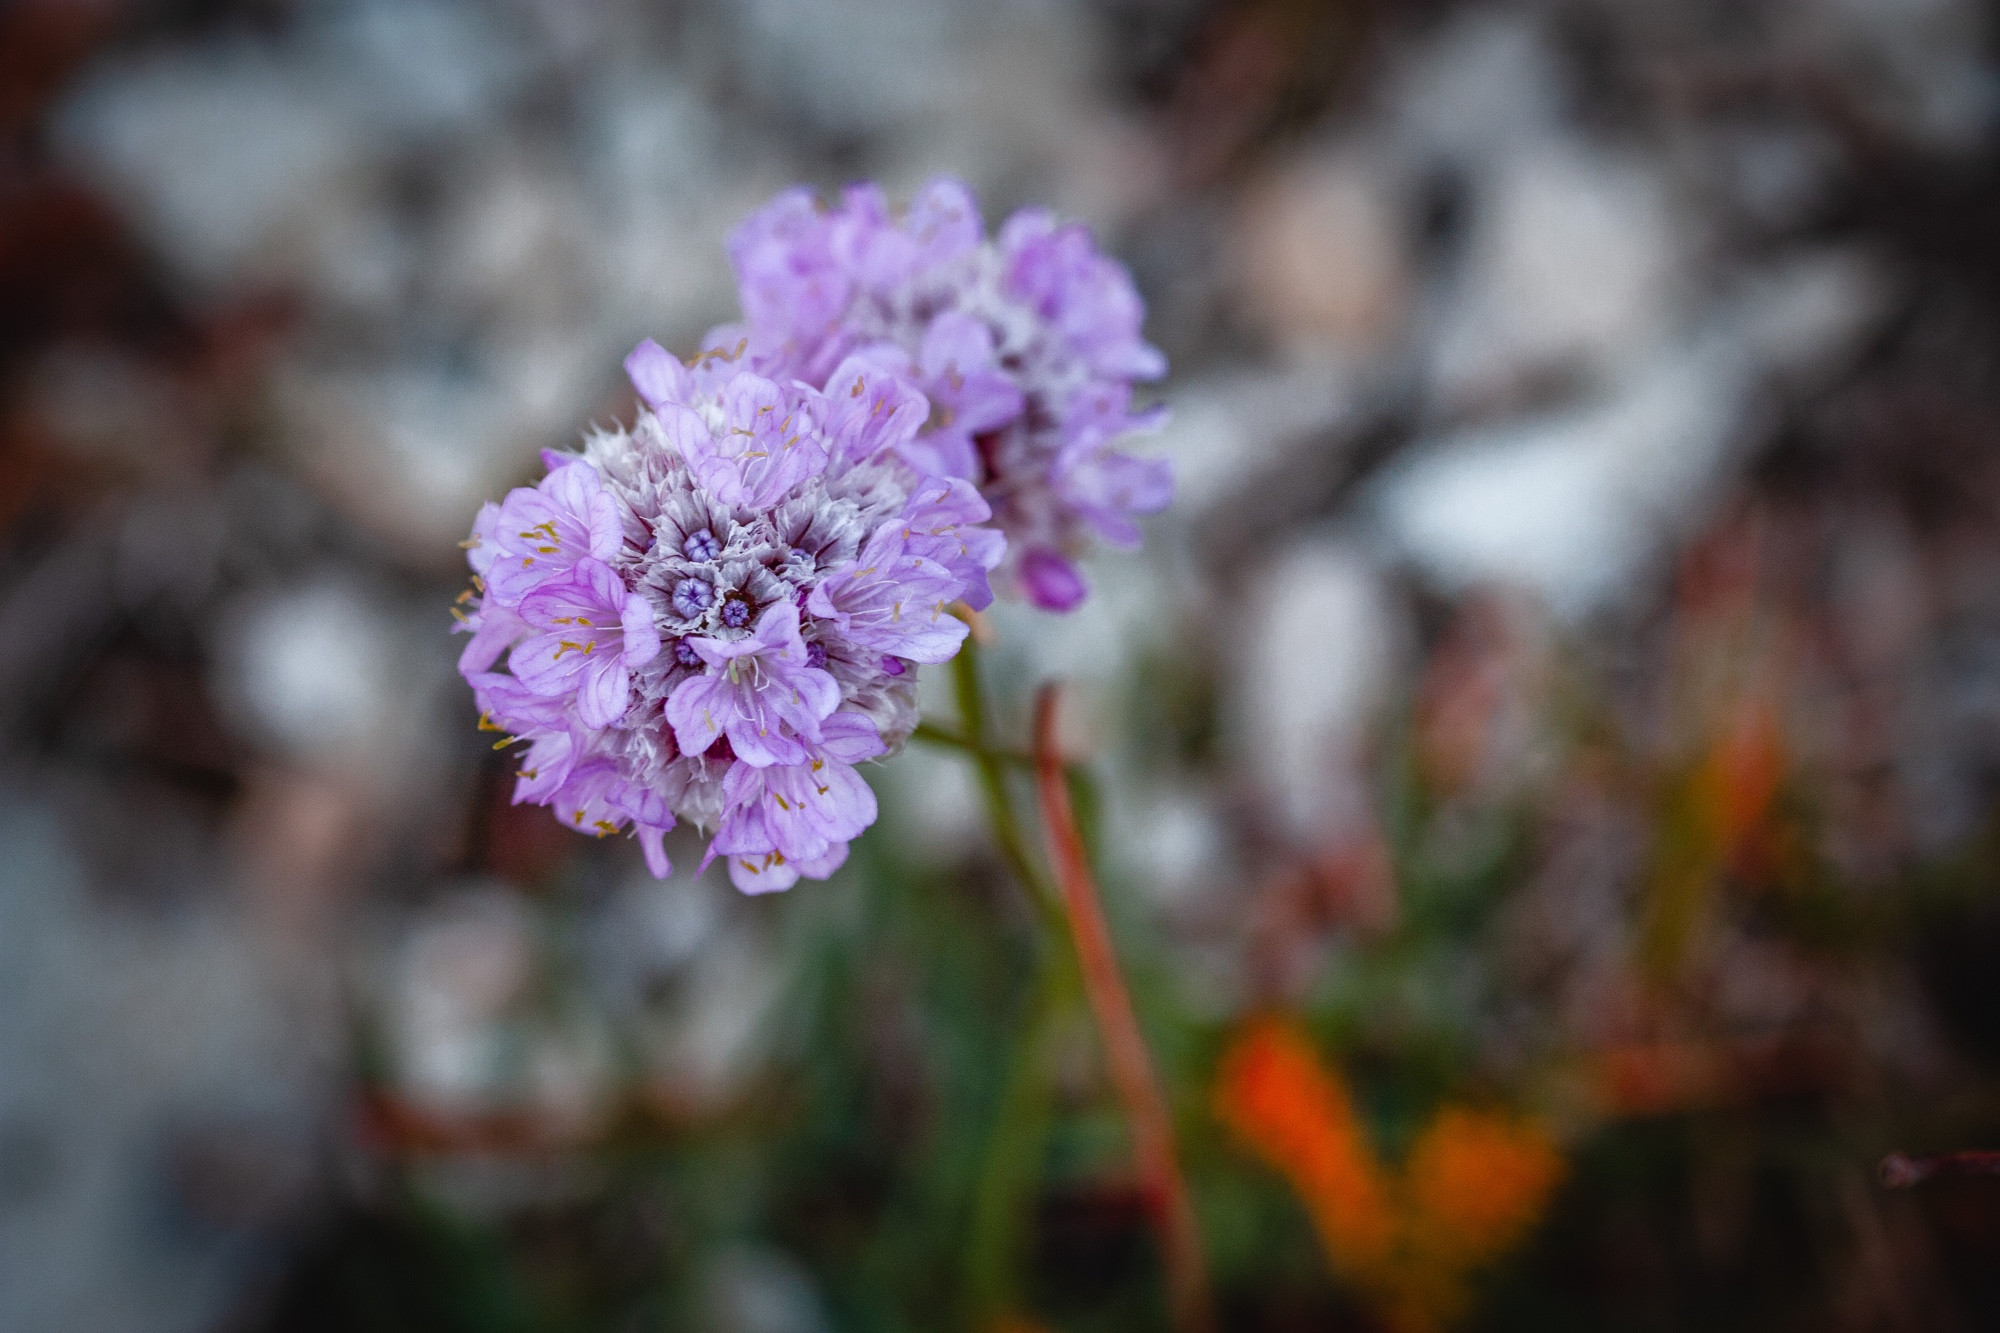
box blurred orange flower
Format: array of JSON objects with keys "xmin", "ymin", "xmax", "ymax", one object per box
[
  {"xmin": 1213, "ymin": 1016, "xmax": 1394, "ymax": 1270},
  {"xmin": 1215, "ymin": 1019, "xmax": 1564, "ymax": 1331},
  {"xmin": 1404, "ymin": 1106, "xmax": 1566, "ymax": 1263}
]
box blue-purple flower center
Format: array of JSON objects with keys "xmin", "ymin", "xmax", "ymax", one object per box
[
  {"xmin": 671, "ymin": 578, "xmax": 714, "ymax": 619},
  {"xmin": 673, "ymin": 639, "xmax": 702, "ymax": 667},
  {"xmin": 683, "ymin": 529, "xmax": 720, "ymax": 561},
  {"xmin": 720, "ymin": 596, "xmax": 752, "ymax": 629}
]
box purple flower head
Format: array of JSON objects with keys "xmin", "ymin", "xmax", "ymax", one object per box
[
  {"xmin": 458, "ymin": 272, "xmax": 1012, "ymax": 886},
  {"xmin": 724, "ymin": 177, "xmax": 1171, "ymax": 612}
]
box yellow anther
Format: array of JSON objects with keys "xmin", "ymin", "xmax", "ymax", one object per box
[
  {"xmin": 449, "ymin": 606, "xmax": 469, "ymax": 623},
  {"xmin": 774, "ymin": 793, "xmax": 791, "ymax": 811},
  {"xmin": 592, "ymin": 820, "xmax": 617, "ymax": 836},
  {"xmin": 459, "ymin": 536, "xmax": 482, "ymax": 549},
  {"xmin": 477, "ymin": 711, "xmax": 503, "ymax": 732},
  {"xmin": 810, "ymin": 758, "xmax": 823, "ymax": 772},
  {"xmin": 455, "ymin": 589, "xmax": 475, "ymax": 605},
  {"xmin": 493, "ymin": 735, "xmax": 518, "ymax": 749}
]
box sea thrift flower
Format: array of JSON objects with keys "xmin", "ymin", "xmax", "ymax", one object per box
[
  {"xmin": 718, "ymin": 178, "xmax": 1171, "ymax": 611},
  {"xmin": 455, "ymin": 336, "xmax": 1001, "ymax": 891}
]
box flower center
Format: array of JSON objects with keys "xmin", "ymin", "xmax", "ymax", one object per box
[
  {"xmin": 720, "ymin": 596, "xmax": 752, "ymax": 629},
  {"xmin": 683, "ymin": 529, "xmax": 720, "ymax": 561},
  {"xmin": 671, "ymin": 578, "xmax": 715, "ymax": 619}
]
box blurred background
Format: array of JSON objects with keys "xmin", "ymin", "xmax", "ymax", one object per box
[{"xmin": 5, "ymin": 0, "xmax": 2000, "ymax": 1328}]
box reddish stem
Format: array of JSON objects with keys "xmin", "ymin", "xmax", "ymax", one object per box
[
  {"xmin": 1033, "ymin": 683, "xmax": 1214, "ymax": 1333},
  {"xmin": 1879, "ymin": 1149, "xmax": 2000, "ymax": 1188}
]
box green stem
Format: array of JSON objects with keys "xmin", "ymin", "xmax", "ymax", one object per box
[
  {"xmin": 950, "ymin": 641, "xmax": 1062, "ymax": 933},
  {"xmin": 911, "ymin": 721, "xmax": 1035, "ymax": 768},
  {"xmin": 961, "ymin": 945, "xmax": 1069, "ymax": 1322}
]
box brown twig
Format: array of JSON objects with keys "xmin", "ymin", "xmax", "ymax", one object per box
[
  {"xmin": 1033, "ymin": 682, "xmax": 1214, "ymax": 1333},
  {"xmin": 1879, "ymin": 1149, "xmax": 2000, "ymax": 1188}
]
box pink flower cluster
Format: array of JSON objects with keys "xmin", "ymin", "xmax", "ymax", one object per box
[
  {"xmin": 717, "ymin": 178, "xmax": 1172, "ymax": 611},
  {"xmin": 455, "ymin": 181, "xmax": 1167, "ymax": 890}
]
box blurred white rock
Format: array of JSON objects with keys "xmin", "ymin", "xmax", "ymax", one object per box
[
  {"xmin": 1229, "ymin": 537, "xmax": 1398, "ymax": 840},
  {"xmin": 1152, "ymin": 366, "xmax": 1353, "ymax": 516},
  {"xmin": 1120, "ymin": 790, "xmax": 1228, "ymax": 910},
  {"xmin": 701, "ymin": 1244, "xmax": 831, "ymax": 1333},
  {"xmin": 1380, "ymin": 251, "xmax": 1886, "ymax": 618},
  {"xmin": 1428, "ymin": 137, "xmax": 1685, "ymax": 405},
  {"xmin": 55, "ymin": 0, "xmax": 534, "ymax": 294},
  {"xmin": 271, "ymin": 366, "xmax": 543, "ymax": 560},
  {"xmin": 0, "ymin": 802, "xmax": 325, "ymax": 1333},
  {"xmin": 641, "ymin": 914, "xmax": 786, "ymax": 1110},
  {"xmin": 1235, "ymin": 146, "xmax": 1411, "ymax": 363},
  {"xmin": 216, "ymin": 576, "xmax": 454, "ymax": 795},
  {"xmin": 729, "ymin": 0, "xmax": 956, "ymax": 136},
  {"xmin": 1806, "ymin": 0, "xmax": 1993, "ymax": 149},
  {"xmin": 391, "ymin": 891, "xmax": 535, "ymax": 1115},
  {"xmin": 879, "ymin": 744, "xmax": 983, "ymax": 867},
  {"xmin": 1383, "ymin": 11, "xmax": 1566, "ymax": 164}
]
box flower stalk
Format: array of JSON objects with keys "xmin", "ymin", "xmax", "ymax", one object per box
[{"xmin": 1032, "ymin": 683, "xmax": 1214, "ymax": 1333}]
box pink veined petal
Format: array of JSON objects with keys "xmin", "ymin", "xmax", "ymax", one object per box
[
  {"xmin": 575, "ymin": 654, "xmax": 630, "ymax": 730},
  {"xmin": 510, "ymin": 632, "xmax": 588, "ymax": 696},
  {"xmin": 621, "ymin": 595, "xmax": 660, "ymax": 667},
  {"xmin": 637, "ymin": 825, "xmax": 672, "ymax": 879},
  {"xmin": 625, "ymin": 338, "xmax": 692, "ymax": 408},
  {"xmin": 728, "ymin": 851, "xmax": 801, "ymax": 894},
  {"xmin": 665, "ymin": 672, "xmax": 731, "ymax": 757},
  {"xmin": 724, "ymin": 714, "xmax": 809, "ymax": 769},
  {"xmin": 457, "ymin": 604, "xmax": 525, "ymax": 673},
  {"xmin": 818, "ymin": 712, "xmax": 887, "ymax": 764}
]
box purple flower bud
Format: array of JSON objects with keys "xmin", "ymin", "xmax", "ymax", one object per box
[
  {"xmin": 674, "ymin": 638, "xmax": 702, "ymax": 667},
  {"xmin": 683, "ymin": 529, "xmax": 720, "ymax": 561},
  {"xmin": 880, "ymin": 655, "xmax": 907, "ymax": 677},
  {"xmin": 1019, "ymin": 547, "xmax": 1087, "ymax": 612},
  {"xmin": 721, "ymin": 596, "xmax": 752, "ymax": 629},
  {"xmin": 671, "ymin": 577, "xmax": 714, "ymax": 619},
  {"xmin": 805, "ymin": 641, "xmax": 827, "ymax": 669}
]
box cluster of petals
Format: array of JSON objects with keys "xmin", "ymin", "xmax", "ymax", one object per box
[
  {"xmin": 717, "ymin": 177, "xmax": 1172, "ymax": 611},
  {"xmin": 457, "ymin": 338, "xmax": 1001, "ymax": 892}
]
